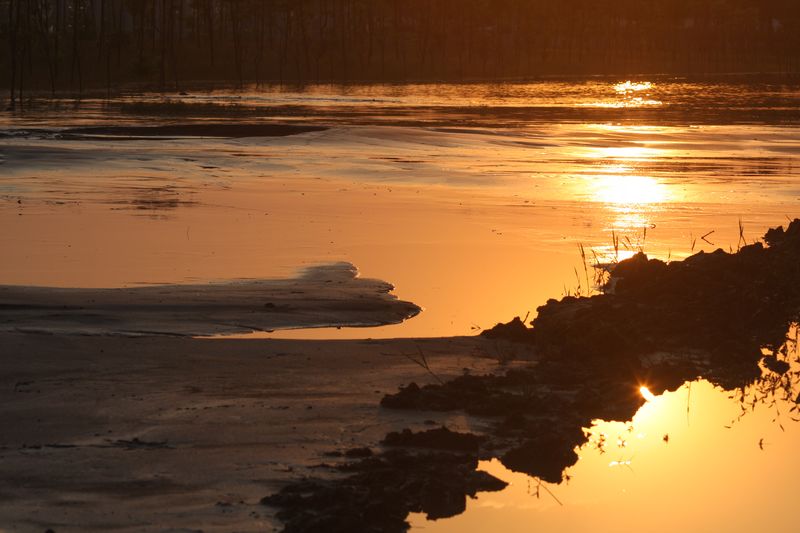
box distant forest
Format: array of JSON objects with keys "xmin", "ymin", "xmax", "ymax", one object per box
[{"xmin": 2, "ymin": 0, "xmax": 800, "ymax": 99}]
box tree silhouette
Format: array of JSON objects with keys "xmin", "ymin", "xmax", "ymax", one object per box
[{"xmin": 1, "ymin": 0, "xmax": 799, "ymax": 99}]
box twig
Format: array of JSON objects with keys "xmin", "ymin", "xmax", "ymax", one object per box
[
  {"xmin": 641, "ymin": 225, "xmax": 647, "ymax": 252},
  {"xmin": 738, "ymin": 217, "xmax": 745, "ymax": 251},
  {"xmin": 401, "ymin": 344, "xmax": 444, "ymax": 385},
  {"xmin": 686, "ymin": 381, "xmax": 692, "ymax": 427},
  {"xmin": 534, "ymin": 477, "xmax": 564, "ymax": 506},
  {"xmin": 579, "ymin": 243, "xmax": 590, "ymax": 294}
]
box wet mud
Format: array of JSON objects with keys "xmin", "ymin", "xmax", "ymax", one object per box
[
  {"xmin": 59, "ymin": 123, "xmax": 327, "ymax": 139},
  {"xmin": 0, "ymin": 123, "xmax": 326, "ymax": 140}
]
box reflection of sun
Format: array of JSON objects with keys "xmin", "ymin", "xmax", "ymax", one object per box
[
  {"xmin": 613, "ymin": 211, "xmax": 651, "ymax": 230},
  {"xmin": 581, "ymin": 82, "xmax": 661, "ymax": 108},
  {"xmin": 640, "ymin": 386, "xmax": 657, "ymax": 402},
  {"xmin": 582, "ymin": 141, "xmax": 671, "ymax": 206},
  {"xmin": 615, "ymin": 81, "xmax": 654, "ymax": 93},
  {"xmin": 592, "ymin": 174, "xmax": 667, "ymax": 205}
]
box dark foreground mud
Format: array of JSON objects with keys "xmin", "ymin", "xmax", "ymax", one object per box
[{"xmin": 264, "ymin": 220, "xmax": 800, "ymax": 532}]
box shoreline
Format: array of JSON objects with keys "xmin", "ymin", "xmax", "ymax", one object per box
[
  {"xmin": 264, "ymin": 220, "xmax": 800, "ymax": 531},
  {"xmin": 2, "ymin": 221, "xmax": 800, "ymax": 532},
  {"xmin": 4, "ymin": 72, "xmax": 800, "ymax": 100}
]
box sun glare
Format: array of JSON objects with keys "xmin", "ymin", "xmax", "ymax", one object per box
[
  {"xmin": 640, "ymin": 386, "xmax": 657, "ymax": 402},
  {"xmin": 592, "ymin": 174, "xmax": 667, "ymax": 205}
]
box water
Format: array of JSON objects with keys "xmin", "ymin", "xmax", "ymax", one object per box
[
  {"xmin": 2, "ymin": 80, "xmax": 800, "ymax": 530},
  {"xmin": 5, "ymin": 78, "xmax": 800, "ymax": 126},
  {"xmin": 410, "ymin": 319, "xmax": 800, "ymax": 532},
  {"xmin": 411, "ymin": 374, "xmax": 800, "ymax": 532},
  {"xmin": 2, "ymin": 80, "xmax": 799, "ymax": 338}
]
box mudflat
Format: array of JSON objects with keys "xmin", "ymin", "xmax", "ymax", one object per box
[{"xmin": 0, "ymin": 332, "xmax": 512, "ymax": 532}]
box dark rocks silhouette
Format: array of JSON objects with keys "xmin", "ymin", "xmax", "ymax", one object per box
[
  {"xmin": 262, "ymin": 449, "xmax": 506, "ymax": 532},
  {"xmin": 382, "ymin": 427, "xmax": 484, "ymax": 453}
]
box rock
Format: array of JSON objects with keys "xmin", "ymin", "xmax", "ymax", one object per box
[
  {"xmin": 502, "ymin": 434, "xmax": 581, "ymax": 484},
  {"xmin": 262, "ymin": 450, "xmax": 506, "ymax": 532},
  {"xmin": 763, "ymin": 355, "xmax": 791, "ymax": 375},
  {"xmin": 481, "ymin": 316, "xmax": 535, "ymax": 342},
  {"xmin": 382, "ymin": 427, "xmax": 484, "ymax": 452}
]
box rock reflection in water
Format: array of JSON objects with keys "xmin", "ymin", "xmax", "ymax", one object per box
[{"xmin": 264, "ymin": 220, "xmax": 800, "ymax": 532}]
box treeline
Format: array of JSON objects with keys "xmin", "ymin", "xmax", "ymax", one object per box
[{"xmin": 2, "ymin": 0, "xmax": 800, "ymax": 100}]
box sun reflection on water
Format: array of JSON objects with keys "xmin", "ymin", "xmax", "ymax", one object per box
[
  {"xmin": 581, "ymin": 80, "xmax": 662, "ymax": 107},
  {"xmin": 576, "ymin": 138, "xmax": 672, "ymax": 236},
  {"xmin": 591, "ymin": 174, "xmax": 667, "ymax": 205},
  {"xmin": 614, "ymin": 81, "xmax": 654, "ymax": 94},
  {"xmin": 639, "ymin": 386, "xmax": 657, "ymax": 402}
]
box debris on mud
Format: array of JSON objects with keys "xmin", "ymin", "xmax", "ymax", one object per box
[{"xmin": 110, "ymin": 438, "xmax": 173, "ymax": 450}]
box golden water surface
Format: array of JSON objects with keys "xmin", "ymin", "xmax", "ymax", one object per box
[{"xmin": 2, "ymin": 79, "xmax": 800, "ymax": 530}]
